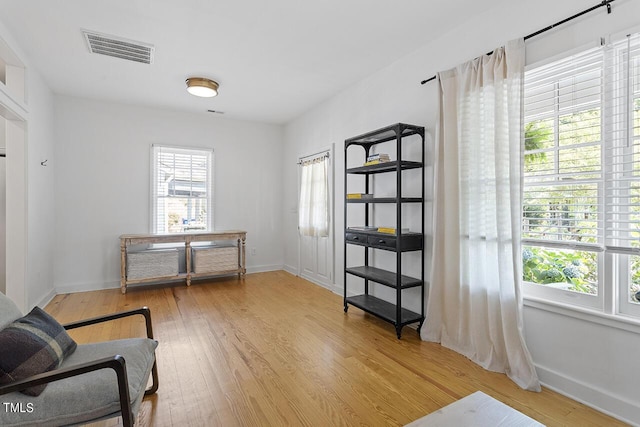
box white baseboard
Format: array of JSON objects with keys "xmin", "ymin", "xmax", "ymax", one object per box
[
  {"xmin": 246, "ymin": 264, "xmax": 283, "ymax": 274},
  {"xmin": 55, "ymin": 280, "xmax": 120, "ymax": 295},
  {"xmin": 283, "ymin": 264, "xmax": 298, "ymax": 276},
  {"xmin": 331, "ymin": 284, "xmax": 343, "ymax": 295},
  {"xmin": 535, "ymin": 364, "xmax": 639, "ymax": 426},
  {"xmin": 33, "ymin": 288, "xmax": 57, "ymax": 309},
  {"xmin": 53, "ymin": 265, "xmax": 286, "ymax": 295},
  {"xmin": 282, "ymin": 265, "xmax": 340, "ymax": 292},
  {"xmin": 299, "ymin": 273, "xmax": 334, "ymax": 291}
]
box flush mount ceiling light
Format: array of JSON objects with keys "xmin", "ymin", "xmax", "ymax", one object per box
[{"xmin": 186, "ymin": 77, "xmax": 219, "ymax": 97}]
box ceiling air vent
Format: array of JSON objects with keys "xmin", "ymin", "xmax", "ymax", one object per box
[{"xmin": 83, "ymin": 30, "xmax": 154, "ymax": 64}]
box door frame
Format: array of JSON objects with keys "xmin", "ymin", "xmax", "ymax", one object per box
[
  {"xmin": 297, "ymin": 145, "xmax": 335, "ymax": 289},
  {"xmin": 0, "ymin": 106, "xmax": 27, "ymax": 311}
]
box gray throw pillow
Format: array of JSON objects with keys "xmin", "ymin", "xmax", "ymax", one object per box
[{"xmin": 0, "ymin": 307, "xmax": 77, "ymax": 396}]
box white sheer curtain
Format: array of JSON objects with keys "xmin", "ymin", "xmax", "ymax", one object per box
[
  {"xmin": 298, "ymin": 156, "xmax": 329, "ymax": 237},
  {"xmin": 422, "ymin": 38, "xmax": 540, "ymax": 391}
]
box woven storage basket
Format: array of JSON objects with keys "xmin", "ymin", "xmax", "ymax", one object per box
[
  {"xmin": 126, "ymin": 248, "xmax": 179, "ymax": 280},
  {"xmin": 192, "ymin": 245, "xmax": 238, "ymax": 274}
]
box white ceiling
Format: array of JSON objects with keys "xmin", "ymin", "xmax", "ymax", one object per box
[{"xmin": 1, "ymin": 0, "xmax": 500, "ymax": 124}]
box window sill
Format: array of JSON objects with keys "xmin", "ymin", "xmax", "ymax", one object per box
[{"xmin": 523, "ymin": 296, "xmax": 640, "ymax": 334}]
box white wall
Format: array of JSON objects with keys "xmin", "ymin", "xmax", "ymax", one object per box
[
  {"xmin": 25, "ymin": 68, "xmax": 56, "ymax": 309},
  {"xmin": 53, "ymin": 96, "xmax": 284, "ymax": 293},
  {"xmin": 283, "ymin": 0, "xmax": 640, "ymax": 425},
  {"xmin": 0, "ymin": 21, "xmax": 56, "ymax": 311}
]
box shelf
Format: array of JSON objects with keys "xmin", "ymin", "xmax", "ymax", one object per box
[
  {"xmin": 345, "ymin": 123, "xmax": 425, "ymax": 146},
  {"xmin": 346, "ymin": 266, "xmax": 422, "ymax": 289},
  {"xmin": 343, "ymin": 122, "xmax": 425, "ymax": 338},
  {"xmin": 346, "ymin": 160, "xmax": 422, "ymax": 175},
  {"xmin": 345, "ymin": 229, "xmax": 423, "ymax": 252},
  {"xmin": 345, "ymin": 294, "xmax": 423, "ymax": 326},
  {"xmin": 346, "ymin": 228, "xmax": 422, "ymax": 236},
  {"xmin": 346, "ymin": 197, "xmax": 422, "ymax": 203}
]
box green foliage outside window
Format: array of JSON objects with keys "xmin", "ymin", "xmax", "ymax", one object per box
[
  {"xmin": 523, "ymin": 106, "xmax": 640, "ymax": 303},
  {"xmin": 522, "ymin": 247, "xmax": 596, "ymax": 294},
  {"xmin": 523, "ymin": 109, "xmax": 601, "ymax": 295}
]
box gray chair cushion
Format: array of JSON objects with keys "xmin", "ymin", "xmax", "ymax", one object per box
[
  {"xmin": 0, "ymin": 338, "xmax": 158, "ymax": 426},
  {"xmin": 0, "ymin": 292, "xmax": 23, "ymax": 330}
]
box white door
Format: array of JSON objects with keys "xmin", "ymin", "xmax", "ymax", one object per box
[{"xmin": 298, "ymin": 148, "xmax": 333, "ymax": 289}]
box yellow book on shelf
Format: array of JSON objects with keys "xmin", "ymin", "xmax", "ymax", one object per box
[
  {"xmin": 347, "ymin": 193, "xmax": 373, "ymax": 200},
  {"xmin": 377, "ymin": 227, "xmax": 409, "ymax": 234}
]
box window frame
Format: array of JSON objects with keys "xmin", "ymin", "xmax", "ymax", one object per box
[
  {"xmin": 522, "ymin": 35, "xmax": 640, "ymax": 321},
  {"xmin": 150, "ymin": 144, "xmax": 214, "ymax": 234}
]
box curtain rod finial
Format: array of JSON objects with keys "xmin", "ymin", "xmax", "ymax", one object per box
[{"xmin": 604, "ymin": 0, "xmax": 612, "ymax": 14}]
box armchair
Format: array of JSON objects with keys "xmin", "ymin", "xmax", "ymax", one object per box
[{"xmin": 0, "ymin": 292, "xmax": 159, "ymax": 426}]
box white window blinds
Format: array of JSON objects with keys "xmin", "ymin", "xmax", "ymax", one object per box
[
  {"xmin": 523, "ymin": 34, "xmax": 640, "ymax": 253},
  {"xmin": 151, "ymin": 145, "xmax": 213, "ymax": 234},
  {"xmin": 523, "ymin": 46, "xmax": 604, "ymax": 248},
  {"xmin": 604, "ymin": 34, "xmax": 640, "ymax": 254}
]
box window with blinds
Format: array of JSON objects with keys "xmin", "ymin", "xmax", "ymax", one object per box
[
  {"xmin": 523, "ymin": 33, "xmax": 640, "ymax": 316},
  {"xmin": 151, "ymin": 145, "xmax": 213, "ymax": 234},
  {"xmin": 604, "ymin": 35, "xmax": 640, "ymax": 255}
]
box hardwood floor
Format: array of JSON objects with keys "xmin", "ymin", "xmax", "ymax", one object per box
[{"xmin": 45, "ymin": 271, "xmax": 627, "ymax": 427}]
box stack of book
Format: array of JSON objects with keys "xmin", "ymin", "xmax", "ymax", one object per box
[
  {"xmin": 347, "ymin": 226, "xmax": 378, "ymax": 232},
  {"xmin": 346, "ymin": 193, "xmax": 373, "ymax": 200},
  {"xmin": 364, "ymin": 153, "xmax": 390, "ymax": 166}
]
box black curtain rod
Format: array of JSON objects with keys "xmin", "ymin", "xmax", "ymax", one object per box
[{"xmin": 420, "ymin": 0, "xmax": 615, "ymax": 85}]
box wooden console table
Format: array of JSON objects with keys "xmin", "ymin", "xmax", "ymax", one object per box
[{"xmin": 119, "ymin": 230, "xmax": 246, "ymax": 294}]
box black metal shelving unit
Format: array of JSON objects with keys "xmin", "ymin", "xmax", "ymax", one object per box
[{"xmin": 343, "ymin": 123, "xmax": 425, "ymax": 339}]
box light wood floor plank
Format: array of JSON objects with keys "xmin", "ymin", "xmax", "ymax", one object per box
[{"xmin": 45, "ymin": 271, "xmax": 627, "ymax": 427}]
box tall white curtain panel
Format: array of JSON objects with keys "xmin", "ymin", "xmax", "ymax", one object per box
[
  {"xmin": 422, "ymin": 38, "xmax": 540, "ymax": 391},
  {"xmin": 298, "ymin": 156, "xmax": 329, "ymax": 237}
]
